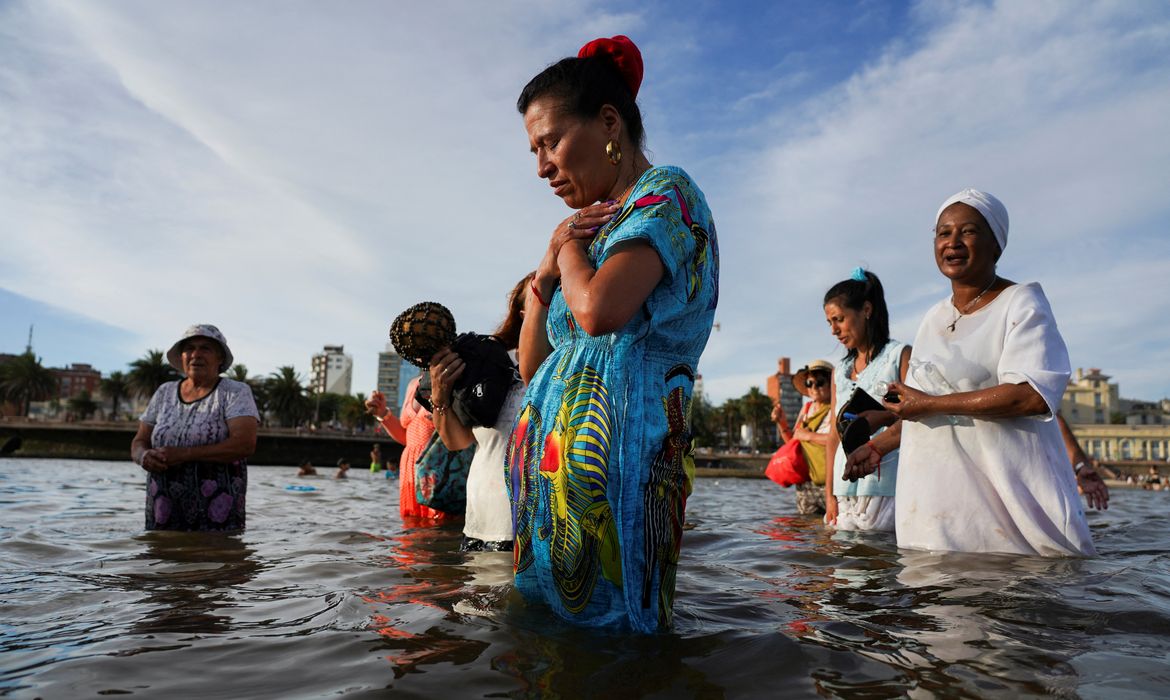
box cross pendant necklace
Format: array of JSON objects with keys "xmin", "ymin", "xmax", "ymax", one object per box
[{"xmin": 948, "ymin": 276, "xmax": 998, "ymax": 332}]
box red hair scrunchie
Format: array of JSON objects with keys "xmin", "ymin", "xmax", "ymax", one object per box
[{"xmin": 578, "ymin": 34, "xmax": 644, "ymax": 99}]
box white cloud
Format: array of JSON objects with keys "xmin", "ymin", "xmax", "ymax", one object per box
[
  {"xmin": 1, "ymin": 0, "xmax": 1167, "ymax": 406},
  {"xmin": 701, "ymin": 0, "xmax": 1170, "ymax": 402}
]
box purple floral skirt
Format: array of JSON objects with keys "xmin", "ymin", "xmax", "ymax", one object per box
[{"xmin": 145, "ymin": 461, "xmax": 247, "ymax": 531}]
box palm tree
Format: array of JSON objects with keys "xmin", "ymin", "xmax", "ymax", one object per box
[
  {"xmin": 266, "ymin": 366, "xmax": 309, "ymax": 428},
  {"xmin": 340, "ymin": 392, "xmax": 374, "ymax": 431},
  {"xmin": 100, "ymin": 371, "xmax": 130, "ymax": 420},
  {"xmin": 67, "ymin": 391, "xmax": 98, "ymax": 420},
  {"xmin": 229, "ymin": 364, "xmax": 269, "ymax": 424},
  {"xmin": 719, "ymin": 398, "xmax": 742, "ymax": 452},
  {"xmin": 127, "ymin": 350, "xmax": 179, "ymax": 399},
  {"xmin": 0, "ymin": 351, "xmax": 58, "ymax": 417},
  {"xmin": 739, "ymin": 387, "xmax": 774, "ymax": 452}
]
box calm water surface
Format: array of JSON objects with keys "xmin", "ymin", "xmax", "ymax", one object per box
[{"xmin": 1, "ymin": 459, "xmax": 1168, "ymax": 698}]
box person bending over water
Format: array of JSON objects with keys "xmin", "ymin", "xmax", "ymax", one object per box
[
  {"xmin": 508, "ymin": 35, "xmax": 719, "ymax": 632},
  {"xmin": 428, "ymin": 273, "xmax": 531, "ymax": 552},
  {"xmin": 823, "ymin": 270, "xmax": 911, "ymax": 532}
]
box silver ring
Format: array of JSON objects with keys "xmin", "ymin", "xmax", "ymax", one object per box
[{"xmin": 567, "ymin": 221, "xmax": 577, "ymax": 230}]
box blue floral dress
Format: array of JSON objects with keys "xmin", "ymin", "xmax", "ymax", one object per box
[{"xmin": 506, "ymin": 166, "xmax": 719, "ymax": 632}]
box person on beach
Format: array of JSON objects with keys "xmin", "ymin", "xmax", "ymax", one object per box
[
  {"xmin": 428, "ymin": 274, "xmax": 531, "ymax": 552},
  {"xmin": 131, "ymin": 324, "xmax": 259, "ymax": 531},
  {"xmin": 786, "ymin": 360, "xmax": 834, "ymax": 516},
  {"xmin": 367, "ymin": 377, "xmax": 457, "ymax": 523},
  {"xmin": 853, "ymin": 189, "xmax": 1096, "ymax": 556},
  {"xmin": 508, "ymin": 35, "xmax": 719, "ymax": 632},
  {"xmin": 823, "ymin": 270, "xmax": 911, "ymax": 532}
]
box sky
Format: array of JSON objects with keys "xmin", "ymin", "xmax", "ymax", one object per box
[{"xmin": 1, "ymin": 0, "xmax": 1168, "ymax": 404}]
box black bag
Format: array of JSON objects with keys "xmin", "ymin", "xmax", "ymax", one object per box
[
  {"xmin": 416, "ymin": 332, "xmax": 519, "ymax": 428},
  {"xmin": 836, "ymin": 387, "xmax": 883, "ymax": 455}
]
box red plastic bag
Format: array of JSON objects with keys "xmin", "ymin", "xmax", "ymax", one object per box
[{"xmin": 765, "ymin": 440, "xmax": 809, "ymax": 487}]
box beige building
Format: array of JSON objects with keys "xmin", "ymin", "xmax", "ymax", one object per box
[
  {"xmin": 1066, "ymin": 422, "xmax": 1170, "ymax": 462},
  {"xmin": 1060, "ymin": 368, "xmax": 1121, "ymax": 424}
]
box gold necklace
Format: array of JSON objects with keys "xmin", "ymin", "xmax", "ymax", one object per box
[
  {"xmin": 608, "ymin": 164, "xmax": 649, "ymax": 205},
  {"xmin": 948, "ymin": 276, "xmax": 998, "ymax": 332}
]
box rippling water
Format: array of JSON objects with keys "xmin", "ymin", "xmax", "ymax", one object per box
[{"xmin": 1, "ymin": 458, "xmax": 1168, "ymax": 698}]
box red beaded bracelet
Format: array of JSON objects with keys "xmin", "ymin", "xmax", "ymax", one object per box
[{"xmin": 530, "ymin": 281, "xmax": 550, "ymax": 308}]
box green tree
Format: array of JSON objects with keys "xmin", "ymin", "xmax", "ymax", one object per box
[
  {"xmin": 690, "ymin": 389, "xmax": 719, "ymax": 448},
  {"xmin": 267, "ymin": 366, "xmax": 309, "ymax": 428},
  {"xmin": 312, "ymin": 392, "xmax": 345, "ymax": 427},
  {"xmin": 127, "ymin": 350, "xmax": 180, "ymax": 399},
  {"xmin": 340, "ymin": 392, "xmax": 374, "ymax": 431},
  {"xmin": 228, "ymin": 364, "xmax": 269, "ymax": 424},
  {"xmin": 739, "ymin": 386, "xmax": 774, "ymax": 452},
  {"xmin": 0, "ymin": 351, "xmax": 58, "ymax": 417},
  {"xmin": 100, "ymin": 371, "xmax": 130, "ymax": 420},
  {"xmin": 67, "ymin": 391, "xmax": 98, "ymax": 420},
  {"xmin": 718, "ymin": 397, "xmax": 742, "ymax": 451}
]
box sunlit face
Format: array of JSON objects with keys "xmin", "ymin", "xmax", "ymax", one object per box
[
  {"xmin": 181, "ymin": 337, "xmax": 224, "ymax": 378},
  {"xmin": 524, "ymin": 96, "xmax": 615, "ymax": 209},
  {"xmin": 806, "ymin": 371, "xmax": 831, "ymax": 403},
  {"xmin": 824, "ymin": 298, "xmax": 871, "ymax": 351},
  {"xmin": 934, "ymin": 202, "xmax": 1000, "ymax": 283}
]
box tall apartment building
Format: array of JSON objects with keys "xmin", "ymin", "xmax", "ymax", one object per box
[
  {"xmin": 377, "ymin": 346, "xmax": 420, "ymax": 409},
  {"xmin": 311, "ymin": 345, "xmax": 353, "ymax": 396}
]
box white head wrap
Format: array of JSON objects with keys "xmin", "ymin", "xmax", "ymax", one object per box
[{"xmin": 935, "ymin": 188, "xmax": 1009, "ymax": 254}]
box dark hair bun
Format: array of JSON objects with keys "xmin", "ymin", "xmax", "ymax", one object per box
[{"xmin": 389, "ymin": 302, "xmax": 456, "ymax": 368}]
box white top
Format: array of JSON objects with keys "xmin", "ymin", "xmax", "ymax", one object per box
[
  {"xmin": 831, "ymin": 340, "xmax": 905, "ymax": 499},
  {"xmin": 896, "ymin": 282, "xmax": 1094, "ymax": 556},
  {"xmin": 463, "ymin": 380, "xmax": 524, "ymax": 543},
  {"xmin": 141, "ymin": 378, "xmax": 259, "ymax": 448}
]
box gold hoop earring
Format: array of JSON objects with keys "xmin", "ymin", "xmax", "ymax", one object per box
[{"xmin": 606, "ymin": 140, "xmax": 622, "ymax": 166}]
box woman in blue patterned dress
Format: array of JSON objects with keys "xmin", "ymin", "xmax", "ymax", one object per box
[{"xmin": 508, "ymin": 35, "xmax": 719, "ymax": 632}]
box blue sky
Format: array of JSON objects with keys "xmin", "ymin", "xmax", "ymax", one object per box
[{"xmin": 2, "ymin": 0, "xmax": 1168, "ymax": 403}]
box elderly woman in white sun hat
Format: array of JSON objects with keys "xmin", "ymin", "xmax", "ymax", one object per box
[
  {"xmin": 130, "ymin": 324, "xmax": 259, "ymax": 531},
  {"xmin": 851, "ymin": 189, "xmax": 1097, "ymax": 556}
]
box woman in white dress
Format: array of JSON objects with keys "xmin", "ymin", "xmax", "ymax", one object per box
[
  {"xmin": 870, "ymin": 189, "xmax": 1097, "ymax": 556},
  {"xmin": 427, "ymin": 274, "xmax": 531, "ymax": 551},
  {"xmin": 823, "ymin": 269, "xmax": 912, "ymax": 532}
]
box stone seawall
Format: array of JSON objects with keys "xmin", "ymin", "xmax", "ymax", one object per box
[{"xmin": 0, "ymin": 422, "xmax": 403, "ymax": 468}]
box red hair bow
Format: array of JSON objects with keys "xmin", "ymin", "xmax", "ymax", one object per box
[{"xmin": 578, "ymin": 35, "xmax": 643, "ymax": 98}]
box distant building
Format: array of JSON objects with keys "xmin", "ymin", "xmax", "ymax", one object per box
[
  {"xmin": 376, "ymin": 346, "xmax": 420, "ymax": 409},
  {"xmin": 311, "ymin": 345, "xmax": 353, "ymax": 396},
  {"xmin": 52, "ymin": 363, "xmax": 101, "ymax": 400},
  {"xmin": 765, "ymin": 357, "xmax": 804, "ymax": 440},
  {"xmin": 1065, "ymin": 422, "xmax": 1170, "ymax": 462},
  {"xmin": 1061, "ymin": 368, "xmax": 1120, "ymax": 424}
]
